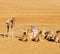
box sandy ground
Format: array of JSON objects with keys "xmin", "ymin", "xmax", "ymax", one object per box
[
  {"xmin": 0, "ymin": 17, "xmax": 60, "ymax": 54},
  {"xmin": 0, "ymin": 0, "xmax": 60, "ymax": 54},
  {"xmin": 0, "ymin": 38, "xmax": 60, "ymax": 54}
]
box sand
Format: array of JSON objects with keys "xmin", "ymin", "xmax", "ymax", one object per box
[
  {"xmin": 0, "ymin": 0, "xmax": 60, "ymax": 54},
  {"xmin": 0, "ymin": 17, "xmax": 60, "ymax": 54}
]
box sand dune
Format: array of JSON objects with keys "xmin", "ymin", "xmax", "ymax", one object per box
[
  {"xmin": 0, "ymin": 38, "xmax": 60, "ymax": 54},
  {"xmin": 0, "ymin": 17, "xmax": 60, "ymax": 54},
  {"xmin": 0, "ymin": 0, "xmax": 60, "ymax": 54},
  {"xmin": 0, "ymin": 0, "xmax": 60, "ymax": 17}
]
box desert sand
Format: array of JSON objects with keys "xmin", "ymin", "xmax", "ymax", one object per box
[{"xmin": 0, "ymin": 0, "xmax": 60, "ymax": 54}]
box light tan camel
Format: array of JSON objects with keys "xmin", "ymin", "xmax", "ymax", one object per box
[
  {"xmin": 6, "ymin": 17, "xmax": 15, "ymax": 38},
  {"xmin": 54, "ymin": 30, "xmax": 60, "ymax": 43}
]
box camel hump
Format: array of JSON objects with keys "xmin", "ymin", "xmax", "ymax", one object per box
[{"xmin": 6, "ymin": 18, "xmax": 11, "ymax": 24}]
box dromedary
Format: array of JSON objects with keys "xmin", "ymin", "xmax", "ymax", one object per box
[
  {"xmin": 54, "ymin": 30, "xmax": 60, "ymax": 43},
  {"xmin": 6, "ymin": 17, "xmax": 15, "ymax": 38},
  {"xmin": 27, "ymin": 26, "xmax": 44, "ymax": 42},
  {"xmin": 44, "ymin": 30, "xmax": 54, "ymax": 41},
  {"xmin": 44, "ymin": 30, "xmax": 60, "ymax": 43}
]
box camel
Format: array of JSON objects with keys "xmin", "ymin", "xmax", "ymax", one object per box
[
  {"xmin": 44, "ymin": 30, "xmax": 60, "ymax": 43},
  {"xmin": 27, "ymin": 28, "xmax": 40, "ymax": 42},
  {"xmin": 44, "ymin": 30, "xmax": 54, "ymax": 41},
  {"xmin": 18, "ymin": 28, "xmax": 28, "ymax": 42},
  {"xmin": 27, "ymin": 26, "xmax": 44, "ymax": 42},
  {"xmin": 26, "ymin": 25, "xmax": 40, "ymax": 42},
  {"xmin": 6, "ymin": 17, "xmax": 15, "ymax": 38},
  {"xmin": 18, "ymin": 32, "xmax": 28, "ymax": 42},
  {"xmin": 54, "ymin": 30, "xmax": 60, "ymax": 43}
]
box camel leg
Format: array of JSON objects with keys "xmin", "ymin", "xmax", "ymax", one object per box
[
  {"xmin": 35, "ymin": 36, "xmax": 39, "ymax": 42},
  {"xmin": 10, "ymin": 25, "xmax": 14, "ymax": 38},
  {"xmin": 7, "ymin": 25, "xmax": 9, "ymax": 37},
  {"xmin": 55, "ymin": 37, "xmax": 59, "ymax": 43},
  {"xmin": 22, "ymin": 32, "xmax": 28, "ymax": 42},
  {"xmin": 22, "ymin": 35, "xmax": 28, "ymax": 42},
  {"xmin": 11, "ymin": 27, "xmax": 14, "ymax": 38}
]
